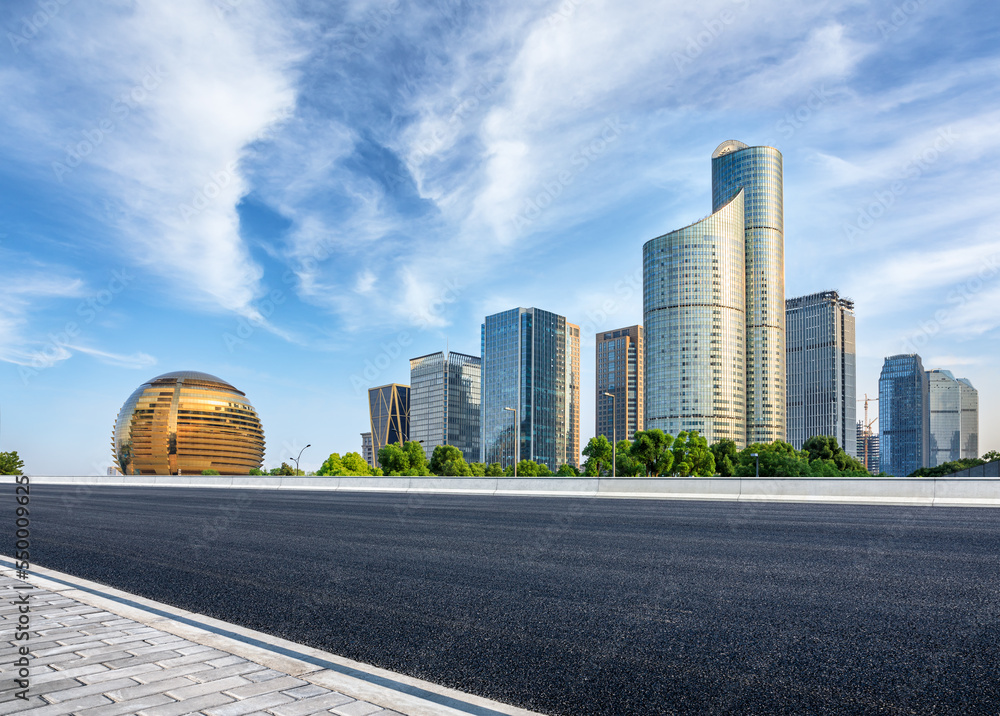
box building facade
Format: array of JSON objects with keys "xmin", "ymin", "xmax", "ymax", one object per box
[
  {"xmin": 360, "ymin": 432, "xmax": 374, "ymax": 468},
  {"xmin": 596, "ymin": 325, "xmax": 644, "ymax": 444},
  {"xmin": 643, "ymin": 140, "xmax": 785, "ymax": 448},
  {"xmin": 927, "ymin": 370, "xmax": 979, "ymax": 467},
  {"xmin": 785, "ymin": 291, "xmax": 856, "ymax": 456},
  {"xmin": 481, "ymin": 307, "xmax": 580, "ymax": 470},
  {"xmin": 856, "ymin": 422, "xmax": 879, "ymax": 475},
  {"xmin": 368, "ymin": 384, "xmax": 409, "ymax": 457},
  {"xmin": 879, "ymin": 355, "xmax": 929, "ymax": 476},
  {"xmin": 643, "ymin": 183, "xmax": 747, "ymax": 446},
  {"xmin": 712, "ymin": 140, "xmax": 786, "ymax": 444},
  {"xmin": 409, "ymin": 351, "xmax": 482, "ymax": 463}
]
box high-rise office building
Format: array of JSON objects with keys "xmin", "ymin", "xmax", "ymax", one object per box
[
  {"xmin": 360, "ymin": 432, "xmax": 374, "ymax": 468},
  {"xmin": 644, "ymin": 140, "xmax": 784, "ymax": 447},
  {"xmin": 409, "ymin": 351, "xmax": 482, "ymax": 463},
  {"xmin": 878, "ymin": 355, "xmax": 929, "ymax": 476},
  {"xmin": 927, "ymin": 370, "xmax": 979, "ymax": 467},
  {"xmin": 368, "ymin": 384, "xmax": 409, "ymax": 457},
  {"xmin": 713, "ymin": 140, "xmax": 785, "ymax": 444},
  {"xmin": 856, "ymin": 422, "xmax": 879, "ymax": 475},
  {"xmin": 596, "ymin": 325, "xmax": 644, "ymax": 444},
  {"xmin": 481, "ymin": 308, "xmax": 580, "ymax": 470},
  {"xmin": 785, "ymin": 291, "xmax": 856, "ymax": 456}
]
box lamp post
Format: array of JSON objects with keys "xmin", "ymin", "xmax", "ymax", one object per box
[
  {"xmin": 751, "ymin": 452, "xmax": 759, "ymax": 478},
  {"xmin": 503, "ymin": 406, "xmax": 518, "ymax": 477},
  {"xmin": 603, "ymin": 392, "xmax": 616, "ymax": 478},
  {"xmin": 291, "ymin": 444, "xmax": 311, "ymax": 476}
]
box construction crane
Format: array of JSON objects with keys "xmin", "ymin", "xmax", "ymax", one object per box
[{"xmin": 857, "ymin": 394, "xmax": 879, "ymax": 474}]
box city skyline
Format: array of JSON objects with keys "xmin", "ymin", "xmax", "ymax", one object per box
[{"xmin": 1, "ymin": 1, "xmax": 998, "ymax": 474}]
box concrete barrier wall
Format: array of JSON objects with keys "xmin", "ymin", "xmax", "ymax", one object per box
[{"xmin": 5, "ymin": 475, "xmax": 1000, "ymax": 507}]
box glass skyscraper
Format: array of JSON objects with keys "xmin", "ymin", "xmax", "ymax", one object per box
[
  {"xmin": 927, "ymin": 370, "xmax": 978, "ymax": 467},
  {"xmin": 368, "ymin": 383, "xmax": 409, "ymax": 456},
  {"xmin": 481, "ymin": 308, "xmax": 580, "ymax": 470},
  {"xmin": 409, "ymin": 351, "xmax": 482, "ymax": 464},
  {"xmin": 712, "ymin": 140, "xmax": 786, "ymax": 444},
  {"xmin": 643, "ymin": 189, "xmax": 746, "ymax": 445},
  {"xmin": 596, "ymin": 325, "xmax": 643, "ymax": 444},
  {"xmin": 785, "ymin": 291, "xmax": 856, "ymax": 456},
  {"xmin": 879, "ymin": 355, "xmax": 929, "ymax": 476},
  {"xmin": 644, "ymin": 140, "xmax": 785, "ymax": 448}
]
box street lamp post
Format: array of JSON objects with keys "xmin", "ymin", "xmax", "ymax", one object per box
[
  {"xmin": 503, "ymin": 406, "xmax": 518, "ymax": 477},
  {"xmin": 603, "ymin": 392, "xmax": 616, "ymax": 478},
  {"xmin": 751, "ymin": 452, "xmax": 759, "ymax": 478},
  {"xmin": 290, "ymin": 444, "xmax": 311, "ymax": 476}
]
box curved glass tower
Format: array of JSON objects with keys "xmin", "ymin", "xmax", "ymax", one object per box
[
  {"xmin": 712, "ymin": 140, "xmax": 785, "ymax": 444},
  {"xmin": 643, "ymin": 190, "xmax": 746, "ymax": 445}
]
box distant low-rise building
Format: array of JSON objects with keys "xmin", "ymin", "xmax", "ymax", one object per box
[
  {"xmin": 409, "ymin": 351, "xmax": 482, "ymax": 463},
  {"xmin": 786, "ymin": 291, "xmax": 856, "ymax": 457},
  {"xmin": 596, "ymin": 325, "xmax": 643, "ymax": 444},
  {"xmin": 360, "ymin": 432, "xmax": 374, "ymax": 468},
  {"xmin": 368, "ymin": 384, "xmax": 409, "ymax": 456},
  {"xmin": 927, "ymin": 370, "xmax": 979, "ymax": 467},
  {"xmin": 856, "ymin": 422, "xmax": 879, "ymax": 475},
  {"xmin": 879, "ymin": 354, "xmax": 929, "ymax": 476}
]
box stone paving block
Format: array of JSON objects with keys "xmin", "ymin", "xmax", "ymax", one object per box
[
  {"xmin": 145, "ymin": 634, "xmax": 190, "ymax": 645},
  {"xmin": 224, "ymin": 675, "xmax": 307, "ymax": 699},
  {"xmin": 53, "ymin": 649, "xmax": 137, "ymax": 668},
  {"xmin": 331, "ymin": 702, "xmax": 387, "ymax": 716},
  {"xmin": 267, "ymin": 690, "xmax": 356, "ymax": 716},
  {"xmin": 74, "ymin": 693, "xmax": 176, "ymax": 716},
  {"xmin": 133, "ymin": 661, "xmax": 216, "ymax": 683},
  {"xmin": 165, "ymin": 675, "xmax": 253, "ymax": 701},
  {"xmin": 105, "ymin": 676, "xmax": 194, "ymax": 702},
  {"xmin": 280, "ymin": 683, "xmax": 329, "ymax": 699},
  {"xmin": 40, "ymin": 676, "xmax": 140, "ymax": 704},
  {"xmin": 34, "ymin": 663, "xmax": 109, "ymax": 684},
  {"xmin": 206, "ymin": 655, "xmax": 245, "ymax": 668},
  {"xmin": 103, "ymin": 648, "xmax": 186, "ymax": 669},
  {"xmin": 202, "ymin": 691, "xmax": 296, "ymax": 716},
  {"xmin": 243, "ymin": 668, "xmax": 284, "ymax": 682},
  {"xmin": 137, "ymin": 691, "xmax": 236, "ymax": 716},
  {"xmin": 155, "ymin": 649, "xmax": 230, "ymax": 669},
  {"xmin": 176, "ymin": 643, "xmax": 215, "ymax": 655},
  {"xmin": 8, "ymin": 693, "xmax": 114, "ymax": 716},
  {"xmin": 127, "ymin": 642, "xmax": 187, "ymax": 657},
  {"xmin": 77, "ymin": 661, "xmax": 161, "ymax": 684}
]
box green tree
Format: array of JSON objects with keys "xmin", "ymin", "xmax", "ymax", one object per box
[
  {"xmin": 269, "ymin": 462, "xmax": 297, "ymax": 476},
  {"xmin": 801, "ymin": 435, "xmax": 869, "ymax": 475},
  {"xmin": 671, "ymin": 431, "xmax": 715, "ymax": 477},
  {"xmin": 556, "ymin": 463, "xmax": 581, "ymax": 476},
  {"xmin": 629, "ymin": 429, "xmax": 675, "ymax": 476},
  {"xmin": 615, "ymin": 439, "xmax": 642, "ymax": 476},
  {"xmin": 710, "ymin": 439, "xmax": 738, "ymax": 477},
  {"xmin": 504, "ymin": 459, "xmax": 551, "ymax": 476},
  {"xmin": 485, "ymin": 462, "xmax": 504, "ymax": 477},
  {"xmin": 377, "ymin": 444, "xmax": 410, "ymax": 475},
  {"xmin": 469, "ymin": 462, "xmax": 487, "ymax": 477},
  {"xmin": 248, "ymin": 467, "xmax": 265, "ymax": 476},
  {"xmin": 402, "ymin": 441, "xmax": 431, "ymax": 476},
  {"xmin": 735, "ymin": 442, "xmax": 810, "ymax": 477},
  {"xmin": 909, "ymin": 458, "xmax": 984, "ymax": 477},
  {"xmin": 981, "ymin": 450, "xmax": 1000, "ymax": 463},
  {"xmin": 430, "ymin": 445, "xmax": 473, "ymax": 476},
  {"xmin": 341, "ymin": 452, "xmax": 373, "ymax": 475},
  {"xmin": 0, "ymin": 451, "xmax": 25, "ymax": 475},
  {"xmin": 201, "ymin": 469, "xmax": 220, "ymax": 475},
  {"xmin": 582, "ymin": 435, "xmax": 613, "ymax": 476},
  {"xmin": 317, "ymin": 452, "xmax": 345, "ymax": 476}
]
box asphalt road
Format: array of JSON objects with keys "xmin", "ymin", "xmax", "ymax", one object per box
[{"xmin": 14, "ymin": 486, "xmax": 1000, "ymax": 715}]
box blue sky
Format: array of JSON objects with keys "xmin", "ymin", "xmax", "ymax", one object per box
[{"xmin": 2, "ymin": 0, "xmax": 998, "ymax": 474}]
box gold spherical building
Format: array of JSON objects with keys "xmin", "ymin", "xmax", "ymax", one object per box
[{"xmin": 113, "ymin": 371, "xmax": 265, "ymax": 475}]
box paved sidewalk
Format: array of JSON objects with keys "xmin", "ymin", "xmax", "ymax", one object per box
[{"xmin": 0, "ymin": 568, "xmax": 541, "ymax": 716}]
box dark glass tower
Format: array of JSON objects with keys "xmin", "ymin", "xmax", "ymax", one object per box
[
  {"xmin": 368, "ymin": 384, "xmax": 410, "ymax": 456},
  {"xmin": 712, "ymin": 141, "xmax": 786, "ymax": 444},
  {"xmin": 409, "ymin": 351, "xmax": 482, "ymax": 464},
  {"xmin": 879, "ymin": 354, "xmax": 929, "ymax": 476}
]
